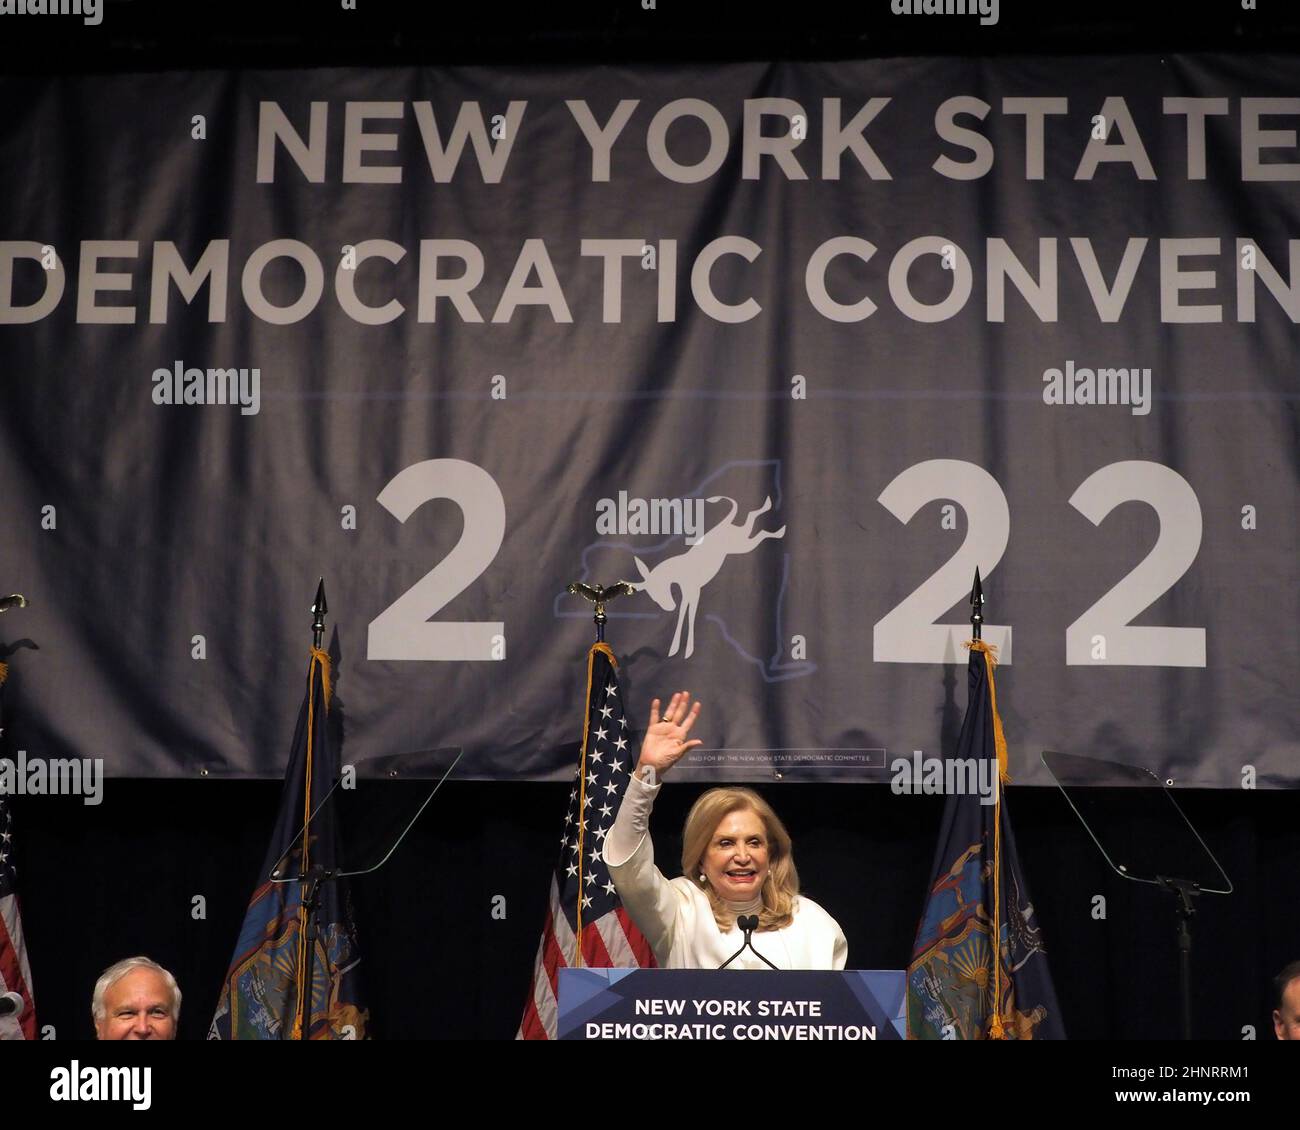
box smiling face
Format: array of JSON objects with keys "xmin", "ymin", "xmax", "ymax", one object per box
[
  {"xmin": 1276, "ymin": 978, "xmax": 1300, "ymax": 1040},
  {"xmin": 95, "ymin": 968, "xmax": 177, "ymax": 1041},
  {"xmin": 701, "ymin": 807, "xmax": 771, "ymax": 901}
]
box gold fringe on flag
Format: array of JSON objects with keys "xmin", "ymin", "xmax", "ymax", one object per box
[
  {"xmin": 966, "ymin": 638, "xmax": 1009, "ymax": 1039},
  {"xmin": 965, "ymin": 640, "xmax": 1009, "ymax": 784},
  {"xmin": 0, "ymin": 661, "xmax": 8, "ymax": 685},
  {"xmin": 574, "ymin": 641, "xmax": 617, "ymax": 969}
]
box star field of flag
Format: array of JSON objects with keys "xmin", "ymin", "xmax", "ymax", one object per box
[
  {"xmin": 556, "ymin": 666, "xmax": 634, "ymax": 928},
  {"xmin": 0, "ymin": 798, "xmax": 16, "ymax": 901}
]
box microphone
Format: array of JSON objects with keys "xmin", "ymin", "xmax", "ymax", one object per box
[
  {"xmin": 0, "ymin": 992, "xmax": 25, "ymax": 1019},
  {"xmin": 718, "ymin": 914, "xmax": 779, "ymax": 970}
]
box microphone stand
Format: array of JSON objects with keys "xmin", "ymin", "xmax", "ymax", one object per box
[
  {"xmin": 719, "ymin": 914, "xmax": 779, "ymax": 970},
  {"xmin": 298, "ymin": 862, "xmax": 338, "ymax": 1037},
  {"xmin": 1156, "ymin": 875, "xmax": 1200, "ymax": 1041}
]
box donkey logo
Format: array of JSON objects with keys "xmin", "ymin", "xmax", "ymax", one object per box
[{"xmin": 628, "ymin": 495, "xmax": 785, "ymax": 658}]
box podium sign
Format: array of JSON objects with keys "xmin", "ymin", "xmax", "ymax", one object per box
[{"xmin": 558, "ymin": 969, "xmax": 906, "ymax": 1041}]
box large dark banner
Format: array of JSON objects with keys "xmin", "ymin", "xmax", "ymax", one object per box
[{"xmin": 0, "ymin": 57, "xmax": 1296, "ymax": 786}]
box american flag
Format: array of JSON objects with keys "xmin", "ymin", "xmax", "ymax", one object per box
[
  {"xmin": 517, "ymin": 642, "xmax": 656, "ymax": 1039},
  {"xmin": 0, "ymin": 664, "xmax": 37, "ymax": 1041}
]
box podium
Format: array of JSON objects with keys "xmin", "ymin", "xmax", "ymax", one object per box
[{"xmin": 558, "ymin": 969, "xmax": 906, "ymax": 1041}]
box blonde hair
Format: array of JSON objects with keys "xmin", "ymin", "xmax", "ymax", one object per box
[{"xmin": 681, "ymin": 787, "xmax": 799, "ymax": 932}]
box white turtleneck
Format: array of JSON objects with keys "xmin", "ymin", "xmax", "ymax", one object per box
[{"xmin": 603, "ymin": 772, "xmax": 848, "ymax": 971}]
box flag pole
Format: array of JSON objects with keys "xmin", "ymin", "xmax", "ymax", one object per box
[
  {"xmin": 0, "ymin": 595, "xmax": 28, "ymax": 685},
  {"xmin": 311, "ymin": 577, "xmax": 327, "ymax": 650},
  {"xmin": 969, "ymin": 568, "xmax": 1007, "ymax": 1038},
  {"xmin": 565, "ymin": 581, "xmax": 636, "ymax": 644},
  {"xmin": 293, "ymin": 578, "xmax": 329, "ymax": 1039}
]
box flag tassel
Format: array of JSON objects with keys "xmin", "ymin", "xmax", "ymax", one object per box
[{"xmin": 967, "ymin": 638, "xmax": 1007, "ymax": 1039}]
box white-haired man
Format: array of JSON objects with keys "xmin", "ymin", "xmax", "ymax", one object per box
[
  {"xmin": 1275, "ymin": 960, "xmax": 1300, "ymax": 1041},
  {"xmin": 91, "ymin": 956, "xmax": 181, "ymax": 1040}
]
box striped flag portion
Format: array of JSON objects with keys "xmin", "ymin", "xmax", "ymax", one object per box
[
  {"xmin": 0, "ymin": 663, "xmax": 36, "ymax": 1041},
  {"xmin": 517, "ymin": 642, "xmax": 655, "ymax": 1040}
]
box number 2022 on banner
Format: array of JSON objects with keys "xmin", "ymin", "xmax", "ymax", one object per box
[
  {"xmin": 872, "ymin": 459, "xmax": 1205, "ymax": 668},
  {"xmin": 363, "ymin": 456, "xmax": 1205, "ymax": 669}
]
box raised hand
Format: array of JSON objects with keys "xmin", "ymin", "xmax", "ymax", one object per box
[{"xmin": 635, "ymin": 691, "xmax": 703, "ymax": 782}]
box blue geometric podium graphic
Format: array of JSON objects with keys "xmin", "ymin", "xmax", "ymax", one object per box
[{"xmin": 558, "ymin": 969, "xmax": 906, "ymax": 1040}]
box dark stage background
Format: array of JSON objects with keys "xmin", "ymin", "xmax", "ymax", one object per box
[{"xmin": 10, "ymin": 777, "xmax": 1297, "ymax": 1041}]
